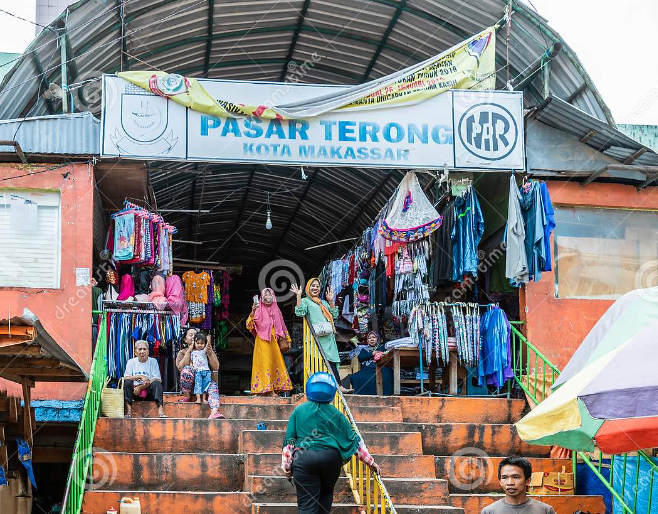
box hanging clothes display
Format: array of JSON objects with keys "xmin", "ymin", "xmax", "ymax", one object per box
[
  {"xmin": 105, "ymin": 310, "xmax": 181, "ymax": 390},
  {"xmin": 539, "ymin": 182, "xmax": 556, "ymax": 272},
  {"xmin": 380, "ymin": 171, "xmax": 443, "ymax": 242},
  {"xmin": 182, "ymin": 270, "xmax": 210, "ymax": 323},
  {"xmin": 477, "ymin": 307, "xmax": 514, "ymax": 388},
  {"xmin": 430, "ymin": 201, "xmax": 455, "ymax": 287},
  {"xmin": 518, "ymin": 181, "xmax": 547, "ymax": 284},
  {"xmin": 451, "ymin": 188, "xmax": 485, "ymax": 281},
  {"xmin": 505, "ymin": 174, "xmax": 529, "ymax": 284},
  {"xmin": 108, "ymin": 201, "xmax": 176, "ymax": 273}
]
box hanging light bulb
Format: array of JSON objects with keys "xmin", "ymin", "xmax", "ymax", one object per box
[{"xmin": 265, "ymin": 192, "xmax": 273, "ymax": 230}]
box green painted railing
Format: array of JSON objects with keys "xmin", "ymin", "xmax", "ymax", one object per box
[
  {"xmin": 62, "ymin": 315, "xmax": 108, "ymax": 514},
  {"xmin": 509, "ymin": 322, "xmax": 656, "ymax": 514}
]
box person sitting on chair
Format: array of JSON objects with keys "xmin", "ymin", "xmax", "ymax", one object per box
[{"xmin": 123, "ymin": 340, "xmax": 166, "ymax": 418}]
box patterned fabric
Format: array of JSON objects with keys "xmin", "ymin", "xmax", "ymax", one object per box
[
  {"xmin": 182, "ymin": 271, "xmax": 211, "ymax": 303},
  {"xmin": 281, "ymin": 444, "xmax": 294, "ymax": 472},
  {"xmin": 188, "ymin": 302, "xmax": 205, "ymax": 323},
  {"xmin": 356, "ymin": 440, "xmax": 375, "ymax": 466}
]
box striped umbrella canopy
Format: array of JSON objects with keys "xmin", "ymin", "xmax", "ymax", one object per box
[
  {"xmin": 516, "ymin": 292, "xmax": 658, "ymax": 453},
  {"xmin": 552, "ymin": 287, "xmax": 658, "ymax": 389}
]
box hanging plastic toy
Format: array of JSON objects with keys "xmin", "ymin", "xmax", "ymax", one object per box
[{"xmin": 380, "ymin": 171, "xmax": 442, "ymax": 242}]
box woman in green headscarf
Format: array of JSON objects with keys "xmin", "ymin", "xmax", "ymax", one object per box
[{"xmin": 281, "ymin": 372, "xmax": 380, "ymax": 514}]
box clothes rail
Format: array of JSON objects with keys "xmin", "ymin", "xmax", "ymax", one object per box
[{"xmin": 103, "ymin": 308, "xmax": 174, "ymax": 315}]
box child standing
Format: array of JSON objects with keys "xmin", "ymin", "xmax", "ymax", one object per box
[{"xmin": 191, "ymin": 332, "xmax": 212, "ymax": 404}]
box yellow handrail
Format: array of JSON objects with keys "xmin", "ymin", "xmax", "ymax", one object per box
[{"xmin": 303, "ymin": 319, "xmax": 397, "ymax": 513}]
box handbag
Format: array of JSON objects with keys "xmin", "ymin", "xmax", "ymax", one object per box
[
  {"xmin": 312, "ymin": 321, "xmax": 334, "ymax": 337},
  {"xmin": 101, "ymin": 378, "xmax": 125, "ymax": 418}
]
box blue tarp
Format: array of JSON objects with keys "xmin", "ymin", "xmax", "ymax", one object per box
[
  {"xmin": 577, "ymin": 460, "xmax": 612, "ymax": 513},
  {"xmin": 612, "ymin": 456, "xmax": 658, "ymax": 514}
]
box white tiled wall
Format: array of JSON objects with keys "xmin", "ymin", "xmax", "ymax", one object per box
[{"xmin": 35, "ymin": 0, "xmax": 76, "ymax": 35}]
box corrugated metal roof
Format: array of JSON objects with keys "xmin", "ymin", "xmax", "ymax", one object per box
[
  {"xmin": 532, "ymin": 96, "xmax": 658, "ymax": 167},
  {"xmin": 0, "ymin": 111, "xmax": 99, "ymax": 155},
  {"xmin": 0, "ymin": 0, "xmax": 614, "ymax": 125}
]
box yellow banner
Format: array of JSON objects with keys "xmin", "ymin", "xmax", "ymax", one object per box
[
  {"xmin": 339, "ymin": 27, "xmax": 496, "ymax": 110},
  {"xmin": 117, "ymin": 26, "xmax": 496, "ymax": 120}
]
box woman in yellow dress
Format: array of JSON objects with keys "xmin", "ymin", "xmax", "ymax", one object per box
[{"xmin": 247, "ymin": 288, "xmax": 293, "ymax": 396}]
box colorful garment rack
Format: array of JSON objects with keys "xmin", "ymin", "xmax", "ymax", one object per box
[
  {"xmin": 409, "ymin": 302, "xmax": 496, "ymax": 367},
  {"xmin": 107, "ymin": 201, "xmax": 177, "ymax": 273},
  {"xmin": 104, "ymin": 308, "xmax": 181, "ymax": 380}
]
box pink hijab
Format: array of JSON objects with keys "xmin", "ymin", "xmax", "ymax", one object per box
[
  {"xmin": 117, "ymin": 274, "xmax": 135, "ymax": 301},
  {"xmin": 165, "ymin": 275, "xmax": 188, "ymax": 325},
  {"xmin": 252, "ymin": 288, "xmax": 288, "ymax": 342},
  {"xmin": 149, "ymin": 275, "xmax": 167, "ymax": 310}
]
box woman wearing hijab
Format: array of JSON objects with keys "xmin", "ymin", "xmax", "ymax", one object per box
[
  {"xmin": 117, "ymin": 274, "xmax": 135, "ymax": 301},
  {"xmin": 246, "ymin": 288, "xmax": 293, "ymax": 396},
  {"xmin": 281, "ymin": 372, "xmax": 381, "ymax": 514},
  {"xmin": 291, "ymin": 278, "xmax": 352, "ymax": 392},
  {"xmin": 350, "ymin": 331, "xmax": 393, "ymax": 396}
]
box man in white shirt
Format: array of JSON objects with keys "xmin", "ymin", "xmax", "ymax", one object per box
[{"xmin": 123, "ymin": 340, "xmax": 166, "ymax": 418}]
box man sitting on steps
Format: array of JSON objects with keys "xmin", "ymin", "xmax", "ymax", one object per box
[{"xmin": 481, "ymin": 456, "xmax": 556, "ymax": 514}]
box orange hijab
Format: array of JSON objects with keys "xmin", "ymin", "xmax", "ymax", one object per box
[{"xmin": 305, "ymin": 278, "xmax": 335, "ymax": 330}]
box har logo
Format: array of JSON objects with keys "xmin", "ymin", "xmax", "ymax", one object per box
[{"xmin": 458, "ymin": 103, "xmax": 518, "ymax": 161}]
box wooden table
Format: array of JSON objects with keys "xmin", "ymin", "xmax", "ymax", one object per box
[{"xmin": 375, "ymin": 348, "xmax": 459, "ymax": 395}]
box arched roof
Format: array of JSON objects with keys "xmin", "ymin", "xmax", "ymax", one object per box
[{"xmin": 0, "ymin": 0, "xmax": 614, "ymax": 125}]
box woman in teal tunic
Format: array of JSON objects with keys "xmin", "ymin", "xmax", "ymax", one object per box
[{"xmin": 291, "ymin": 278, "xmax": 352, "ymax": 392}]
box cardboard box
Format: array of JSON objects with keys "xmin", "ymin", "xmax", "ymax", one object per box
[{"xmin": 529, "ymin": 467, "xmax": 574, "ymax": 495}]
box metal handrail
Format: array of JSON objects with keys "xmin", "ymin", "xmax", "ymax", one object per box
[
  {"xmin": 62, "ymin": 316, "xmax": 108, "ymax": 514},
  {"xmin": 303, "ymin": 317, "xmax": 397, "ymax": 513},
  {"xmin": 509, "ymin": 323, "xmax": 655, "ymax": 514}
]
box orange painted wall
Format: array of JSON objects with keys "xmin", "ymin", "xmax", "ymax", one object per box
[
  {"xmin": 0, "ymin": 163, "xmax": 94, "ymax": 400},
  {"xmin": 522, "ymin": 180, "xmax": 658, "ymax": 369}
]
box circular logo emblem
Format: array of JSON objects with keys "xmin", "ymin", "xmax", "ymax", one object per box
[{"xmin": 458, "ymin": 103, "xmax": 518, "ymax": 161}]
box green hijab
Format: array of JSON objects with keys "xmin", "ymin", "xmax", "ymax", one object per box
[{"xmin": 283, "ymin": 401, "xmax": 360, "ymax": 462}]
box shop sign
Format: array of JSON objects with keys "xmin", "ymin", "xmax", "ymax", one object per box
[{"xmin": 100, "ymin": 75, "xmax": 524, "ymax": 170}]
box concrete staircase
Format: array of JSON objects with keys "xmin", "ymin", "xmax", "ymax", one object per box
[{"xmin": 81, "ymin": 394, "xmax": 605, "ymax": 514}]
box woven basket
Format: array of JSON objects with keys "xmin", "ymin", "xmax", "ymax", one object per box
[{"xmin": 101, "ymin": 378, "xmax": 125, "ymax": 418}]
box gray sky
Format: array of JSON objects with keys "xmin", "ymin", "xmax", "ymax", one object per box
[{"xmin": 1, "ymin": 0, "xmax": 657, "ymax": 124}]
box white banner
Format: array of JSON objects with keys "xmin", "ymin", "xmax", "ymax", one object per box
[{"xmin": 100, "ymin": 75, "xmax": 524, "ymax": 170}]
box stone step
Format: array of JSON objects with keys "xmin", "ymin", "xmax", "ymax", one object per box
[
  {"xmin": 248, "ymin": 475, "xmax": 450, "ymax": 506},
  {"xmin": 435, "ymin": 456, "xmax": 572, "ymax": 493},
  {"xmin": 354, "ymin": 422, "xmax": 550, "ymax": 457},
  {"xmin": 252, "ymin": 503, "xmax": 464, "ymax": 513},
  {"xmin": 240, "ymin": 430, "xmax": 424, "ymax": 455},
  {"xmin": 161, "ymin": 393, "xmax": 526, "ymax": 424},
  {"xmin": 91, "ymin": 452, "xmax": 243, "ymax": 491},
  {"xmin": 450, "ymin": 494, "xmax": 606, "ymax": 514},
  {"xmin": 82, "ymin": 491, "xmax": 252, "ymax": 514},
  {"xmin": 131, "ymin": 401, "xmax": 404, "ymax": 423},
  {"xmin": 246, "ymin": 453, "xmax": 437, "ymax": 479},
  {"xmin": 94, "ymin": 418, "xmax": 287, "ymax": 453},
  {"xmin": 393, "ymin": 397, "xmax": 526, "ymax": 424}
]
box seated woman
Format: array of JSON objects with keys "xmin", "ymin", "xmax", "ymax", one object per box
[
  {"xmin": 177, "ymin": 328, "xmax": 224, "ymax": 419},
  {"xmin": 123, "ymin": 340, "xmax": 166, "ymax": 418},
  {"xmin": 350, "ymin": 331, "xmax": 393, "ymax": 396}
]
